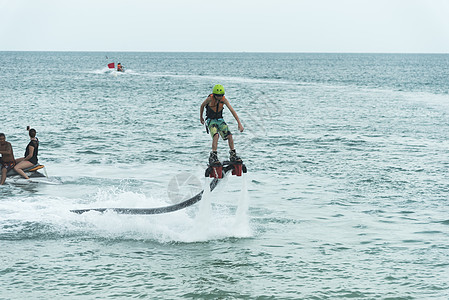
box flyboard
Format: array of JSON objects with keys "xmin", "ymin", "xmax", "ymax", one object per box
[
  {"xmin": 205, "ymin": 160, "xmax": 247, "ymax": 179},
  {"xmin": 70, "ymin": 160, "xmax": 247, "ymax": 215}
]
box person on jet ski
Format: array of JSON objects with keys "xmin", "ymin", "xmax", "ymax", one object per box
[
  {"xmin": 200, "ymin": 84, "xmax": 244, "ymax": 164},
  {"xmin": 117, "ymin": 63, "xmax": 124, "ymax": 72},
  {"xmin": 13, "ymin": 128, "xmax": 39, "ymax": 180},
  {"xmin": 0, "ymin": 133, "xmax": 16, "ymax": 185}
]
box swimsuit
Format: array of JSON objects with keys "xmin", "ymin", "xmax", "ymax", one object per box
[
  {"xmin": 1, "ymin": 161, "xmax": 16, "ymax": 171},
  {"xmin": 25, "ymin": 139, "xmax": 39, "ymax": 165},
  {"xmin": 207, "ymin": 118, "xmax": 231, "ymax": 140}
]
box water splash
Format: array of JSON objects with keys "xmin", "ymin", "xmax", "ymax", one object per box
[{"xmin": 233, "ymin": 173, "xmax": 251, "ymax": 237}]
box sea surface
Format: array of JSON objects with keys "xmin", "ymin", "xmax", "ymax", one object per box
[{"xmin": 0, "ymin": 52, "xmax": 449, "ymax": 299}]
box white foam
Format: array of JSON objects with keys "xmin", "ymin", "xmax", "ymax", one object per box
[
  {"xmin": 0, "ymin": 170, "xmax": 252, "ymax": 243},
  {"xmin": 86, "ymin": 67, "xmax": 114, "ymax": 74},
  {"xmin": 83, "ymin": 67, "xmax": 138, "ymax": 76}
]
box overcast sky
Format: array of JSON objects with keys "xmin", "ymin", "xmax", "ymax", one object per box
[{"xmin": 1, "ymin": 0, "xmax": 448, "ymax": 53}]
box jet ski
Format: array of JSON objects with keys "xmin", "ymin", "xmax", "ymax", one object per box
[{"xmin": 6, "ymin": 164, "xmax": 47, "ymax": 178}]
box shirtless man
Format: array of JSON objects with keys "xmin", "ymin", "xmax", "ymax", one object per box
[{"xmin": 0, "ymin": 133, "xmax": 16, "ymax": 185}]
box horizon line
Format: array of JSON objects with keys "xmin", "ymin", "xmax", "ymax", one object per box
[{"xmin": 0, "ymin": 50, "xmax": 448, "ymax": 55}]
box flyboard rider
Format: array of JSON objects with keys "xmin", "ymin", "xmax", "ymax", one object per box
[{"xmin": 200, "ymin": 84, "xmax": 244, "ymax": 164}]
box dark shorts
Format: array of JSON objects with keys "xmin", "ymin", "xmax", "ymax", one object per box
[
  {"xmin": 207, "ymin": 118, "xmax": 231, "ymax": 140},
  {"xmin": 1, "ymin": 161, "xmax": 16, "ymax": 171}
]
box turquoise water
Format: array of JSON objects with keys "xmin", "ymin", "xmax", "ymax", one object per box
[{"xmin": 1, "ymin": 52, "xmax": 449, "ymax": 299}]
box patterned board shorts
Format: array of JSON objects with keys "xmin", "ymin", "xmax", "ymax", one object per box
[
  {"xmin": 1, "ymin": 161, "xmax": 16, "ymax": 171},
  {"xmin": 207, "ymin": 118, "xmax": 232, "ymax": 140}
]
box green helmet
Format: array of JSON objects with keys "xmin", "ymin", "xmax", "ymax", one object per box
[{"xmin": 212, "ymin": 84, "xmax": 225, "ymax": 95}]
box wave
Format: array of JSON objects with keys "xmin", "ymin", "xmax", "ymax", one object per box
[{"xmin": 84, "ymin": 67, "xmax": 139, "ymax": 76}]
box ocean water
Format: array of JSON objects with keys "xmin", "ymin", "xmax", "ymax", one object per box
[{"xmin": 0, "ymin": 52, "xmax": 449, "ymax": 299}]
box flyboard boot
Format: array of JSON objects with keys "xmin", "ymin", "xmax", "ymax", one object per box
[
  {"xmin": 229, "ymin": 149, "xmax": 241, "ymax": 162},
  {"xmin": 228, "ymin": 149, "xmax": 246, "ymax": 176},
  {"xmin": 209, "ymin": 151, "xmax": 219, "ymax": 165},
  {"xmin": 206, "ymin": 151, "xmax": 223, "ymax": 178}
]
